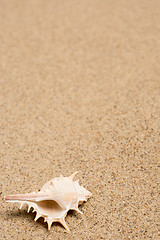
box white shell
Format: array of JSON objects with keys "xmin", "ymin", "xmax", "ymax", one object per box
[{"xmin": 5, "ymin": 172, "xmax": 92, "ymax": 231}]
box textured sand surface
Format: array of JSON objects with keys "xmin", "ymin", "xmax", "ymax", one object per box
[{"xmin": 0, "ymin": 0, "xmax": 160, "ymax": 239}]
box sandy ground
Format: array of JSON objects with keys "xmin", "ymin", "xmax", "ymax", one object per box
[{"xmin": 0, "ymin": 0, "xmax": 159, "ymax": 239}]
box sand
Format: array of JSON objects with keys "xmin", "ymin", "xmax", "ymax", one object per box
[{"xmin": 0, "ymin": 0, "xmax": 159, "ymax": 239}]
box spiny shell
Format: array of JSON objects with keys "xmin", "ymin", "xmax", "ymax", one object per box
[{"xmin": 5, "ymin": 172, "xmax": 92, "ymax": 231}]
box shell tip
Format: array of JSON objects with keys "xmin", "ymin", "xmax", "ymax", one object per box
[
  {"xmin": 75, "ymin": 208, "xmax": 83, "ymax": 214},
  {"xmin": 19, "ymin": 203, "xmax": 24, "ymax": 210},
  {"xmin": 34, "ymin": 212, "xmax": 41, "ymax": 222},
  {"xmin": 59, "ymin": 218, "xmax": 70, "ymax": 232},
  {"xmin": 27, "ymin": 204, "xmax": 32, "ymax": 213},
  {"xmin": 47, "ymin": 220, "xmax": 53, "ymax": 230},
  {"xmin": 68, "ymin": 171, "xmax": 78, "ymax": 180}
]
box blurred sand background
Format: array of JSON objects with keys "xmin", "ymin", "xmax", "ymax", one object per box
[{"xmin": 0, "ymin": 0, "xmax": 159, "ymax": 239}]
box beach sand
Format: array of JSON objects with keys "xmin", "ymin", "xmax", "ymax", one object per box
[{"xmin": 0, "ymin": 0, "xmax": 159, "ymax": 239}]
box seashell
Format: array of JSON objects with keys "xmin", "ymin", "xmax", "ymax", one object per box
[{"xmin": 5, "ymin": 172, "xmax": 92, "ymax": 231}]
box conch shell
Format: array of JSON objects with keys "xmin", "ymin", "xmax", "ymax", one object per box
[{"xmin": 5, "ymin": 172, "xmax": 92, "ymax": 231}]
